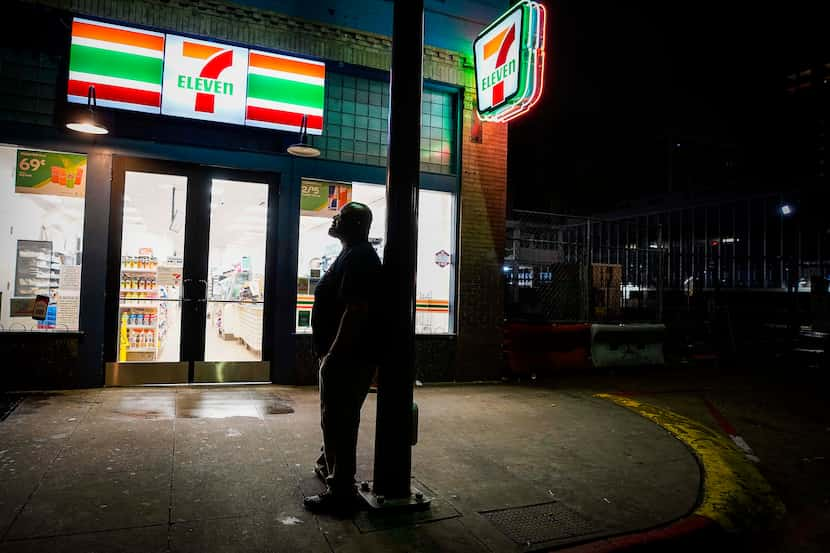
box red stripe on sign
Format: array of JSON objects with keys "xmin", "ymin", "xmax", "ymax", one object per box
[
  {"xmin": 491, "ymin": 25, "xmax": 516, "ymax": 106},
  {"xmin": 195, "ymin": 50, "xmax": 234, "ymax": 113},
  {"xmin": 246, "ymin": 106, "xmax": 323, "ymax": 129},
  {"xmin": 68, "ymin": 79, "xmax": 160, "ymax": 107}
]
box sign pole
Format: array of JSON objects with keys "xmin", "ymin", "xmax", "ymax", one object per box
[{"xmin": 369, "ymin": 0, "xmax": 424, "ymax": 505}]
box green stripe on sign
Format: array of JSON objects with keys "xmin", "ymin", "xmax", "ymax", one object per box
[
  {"xmin": 69, "ymin": 44, "xmax": 163, "ymax": 84},
  {"xmin": 247, "ymin": 74, "xmax": 324, "ymax": 110}
]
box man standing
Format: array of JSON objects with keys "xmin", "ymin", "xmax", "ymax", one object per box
[{"xmin": 304, "ymin": 202, "xmax": 381, "ymax": 514}]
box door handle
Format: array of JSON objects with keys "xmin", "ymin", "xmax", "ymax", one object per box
[
  {"xmin": 197, "ymin": 279, "xmax": 208, "ymax": 303},
  {"xmin": 181, "ymin": 279, "xmax": 193, "ymax": 302}
]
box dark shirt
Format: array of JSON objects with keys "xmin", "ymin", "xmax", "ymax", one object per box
[{"xmin": 311, "ymin": 241, "xmax": 382, "ymax": 361}]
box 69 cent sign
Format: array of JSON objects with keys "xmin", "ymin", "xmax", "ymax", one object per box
[{"xmin": 474, "ymin": 1, "xmax": 546, "ymax": 123}]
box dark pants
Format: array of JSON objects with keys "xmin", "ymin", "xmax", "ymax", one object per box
[{"xmin": 318, "ymin": 356, "xmax": 374, "ymax": 495}]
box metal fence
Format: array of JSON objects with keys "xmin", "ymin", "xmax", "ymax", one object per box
[{"xmin": 505, "ymin": 194, "xmax": 830, "ymax": 324}]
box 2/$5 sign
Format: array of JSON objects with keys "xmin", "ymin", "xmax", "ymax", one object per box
[
  {"xmin": 66, "ymin": 17, "xmax": 325, "ymax": 134},
  {"xmin": 474, "ymin": 0, "xmax": 546, "ymax": 123}
]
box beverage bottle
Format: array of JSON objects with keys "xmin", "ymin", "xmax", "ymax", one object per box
[
  {"xmin": 338, "ymin": 185, "xmax": 350, "ymax": 207},
  {"xmin": 328, "ymin": 184, "xmax": 337, "ymax": 210}
]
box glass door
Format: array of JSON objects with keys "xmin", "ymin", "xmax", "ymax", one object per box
[
  {"xmin": 105, "ymin": 159, "xmax": 276, "ymax": 386},
  {"xmin": 107, "ymin": 168, "xmax": 190, "ymax": 385},
  {"xmin": 194, "ymin": 177, "xmax": 270, "ymax": 383}
]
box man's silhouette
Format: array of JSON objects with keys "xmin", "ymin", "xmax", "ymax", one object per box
[{"xmin": 303, "ymin": 202, "xmax": 381, "ymax": 514}]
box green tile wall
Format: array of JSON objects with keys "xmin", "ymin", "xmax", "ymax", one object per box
[{"xmin": 312, "ymin": 72, "xmax": 456, "ymax": 174}]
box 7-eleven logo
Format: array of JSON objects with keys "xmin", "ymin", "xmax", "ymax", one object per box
[
  {"xmin": 482, "ymin": 26, "xmax": 516, "ymax": 106},
  {"xmin": 474, "ymin": 7, "xmax": 522, "ymax": 112},
  {"xmin": 181, "ymin": 41, "xmax": 234, "ymax": 113},
  {"xmin": 161, "ymin": 35, "xmax": 248, "ymax": 124}
]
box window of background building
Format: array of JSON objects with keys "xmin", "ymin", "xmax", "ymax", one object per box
[
  {"xmin": 0, "ymin": 145, "xmax": 85, "ymax": 331},
  {"xmin": 311, "ymin": 73, "xmax": 457, "ymax": 175},
  {"xmin": 296, "ymin": 181, "xmax": 456, "ymax": 334}
]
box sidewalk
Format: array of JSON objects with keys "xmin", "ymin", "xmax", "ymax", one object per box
[{"xmin": 0, "ymin": 384, "xmax": 704, "ymax": 552}]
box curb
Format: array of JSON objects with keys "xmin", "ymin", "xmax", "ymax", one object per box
[
  {"xmin": 549, "ymin": 393, "xmax": 786, "ymax": 552},
  {"xmin": 554, "ymin": 515, "xmax": 722, "ymax": 552}
]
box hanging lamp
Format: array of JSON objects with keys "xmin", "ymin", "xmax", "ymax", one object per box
[
  {"xmin": 66, "ymin": 85, "xmax": 108, "ymax": 135},
  {"xmin": 286, "ymin": 114, "xmax": 320, "ymax": 157}
]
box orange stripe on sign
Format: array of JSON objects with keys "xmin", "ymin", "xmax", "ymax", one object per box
[
  {"xmin": 73, "ymin": 21, "xmax": 164, "ymax": 51},
  {"xmin": 183, "ymin": 41, "xmax": 225, "ymax": 60},
  {"xmin": 249, "ymin": 52, "xmax": 325, "ymax": 79},
  {"xmin": 483, "ymin": 27, "xmax": 510, "ymax": 59}
]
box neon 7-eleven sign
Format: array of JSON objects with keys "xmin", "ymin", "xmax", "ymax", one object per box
[{"xmin": 474, "ymin": 0, "xmax": 546, "ymax": 123}]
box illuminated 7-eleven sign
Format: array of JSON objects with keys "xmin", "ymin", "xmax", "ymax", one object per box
[
  {"xmin": 161, "ymin": 35, "xmax": 249, "ymax": 124},
  {"xmin": 474, "ymin": 0, "xmax": 546, "ymax": 122}
]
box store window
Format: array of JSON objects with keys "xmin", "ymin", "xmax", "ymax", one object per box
[
  {"xmin": 0, "ymin": 145, "xmax": 85, "ymax": 331},
  {"xmin": 310, "ymin": 73, "xmax": 457, "ymax": 175},
  {"xmin": 296, "ymin": 180, "xmax": 456, "ymax": 334}
]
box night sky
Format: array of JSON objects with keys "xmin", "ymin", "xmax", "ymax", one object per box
[{"xmin": 507, "ymin": 1, "xmax": 830, "ymax": 215}]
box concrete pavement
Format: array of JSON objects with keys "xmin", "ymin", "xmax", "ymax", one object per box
[{"xmin": 0, "ymin": 384, "xmax": 710, "ymax": 552}]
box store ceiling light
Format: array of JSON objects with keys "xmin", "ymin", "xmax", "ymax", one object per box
[
  {"xmin": 66, "ymin": 85, "xmax": 108, "ymax": 135},
  {"xmin": 286, "ymin": 114, "xmax": 320, "ymax": 158}
]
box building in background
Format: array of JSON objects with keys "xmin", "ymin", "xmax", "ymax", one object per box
[
  {"xmin": 784, "ymin": 62, "xmax": 830, "ymax": 191},
  {"xmin": 0, "ymin": 0, "xmax": 510, "ymax": 389}
]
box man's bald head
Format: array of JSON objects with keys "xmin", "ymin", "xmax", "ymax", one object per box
[{"xmin": 329, "ymin": 202, "xmax": 373, "ymax": 244}]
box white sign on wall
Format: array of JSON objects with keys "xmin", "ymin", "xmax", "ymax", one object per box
[{"xmin": 161, "ymin": 35, "xmax": 250, "ymax": 124}]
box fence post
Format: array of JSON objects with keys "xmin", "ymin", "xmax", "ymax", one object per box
[
  {"xmin": 583, "ymin": 220, "xmax": 592, "ymax": 321},
  {"xmin": 657, "ymin": 223, "xmax": 664, "ymax": 322}
]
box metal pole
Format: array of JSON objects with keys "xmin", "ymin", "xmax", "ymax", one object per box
[
  {"xmin": 747, "ymin": 199, "xmax": 751, "ymax": 287},
  {"xmin": 717, "ymin": 205, "xmax": 722, "ymax": 286},
  {"xmin": 704, "ymin": 208, "xmax": 709, "ymax": 288},
  {"xmin": 761, "ymin": 198, "xmax": 769, "ymax": 288},
  {"xmin": 779, "ymin": 194, "xmax": 785, "ymax": 289},
  {"xmin": 731, "ymin": 203, "xmax": 736, "ymax": 287},
  {"xmin": 373, "ymin": 0, "xmax": 423, "ymax": 501},
  {"xmin": 657, "ymin": 223, "xmax": 664, "ymax": 322}
]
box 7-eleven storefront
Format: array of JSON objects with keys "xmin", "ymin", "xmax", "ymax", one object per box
[{"xmin": 0, "ymin": 3, "xmax": 497, "ymax": 390}]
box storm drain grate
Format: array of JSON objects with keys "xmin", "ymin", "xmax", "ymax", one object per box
[{"xmin": 480, "ymin": 501, "xmax": 596, "ymax": 545}]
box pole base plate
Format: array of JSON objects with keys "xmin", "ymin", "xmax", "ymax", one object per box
[{"xmin": 358, "ymin": 481, "xmax": 432, "ymax": 511}]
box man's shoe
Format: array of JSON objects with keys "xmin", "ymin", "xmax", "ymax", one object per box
[{"xmin": 303, "ymin": 490, "xmax": 357, "ymax": 515}]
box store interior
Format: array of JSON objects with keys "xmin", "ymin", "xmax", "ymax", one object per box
[
  {"xmin": 0, "ymin": 146, "xmax": 85, "ymax": 332},
  {"xmin": 2, "ymin": 143, "xmax": 454, "ymax": 354},
  {"xmin": 296, "ymin": 181, "xmax": 455, "ymax": 334},
  {"xmin": 118, "ymin": 172, "xmax": 267, "ymax": 364}
]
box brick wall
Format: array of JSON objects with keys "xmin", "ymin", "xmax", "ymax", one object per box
[
  {"xmin": 456, "ymin": 89, "xmax": 508, "ymax": 380},
  {"xmin": 295, "ymin": 335, "xmax": 458, "ymax": 385}
]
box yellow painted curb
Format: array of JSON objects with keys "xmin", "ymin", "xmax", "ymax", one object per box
[{"xmin": 595, "ymin": 393, "xmax": 786, "ymax": 531}]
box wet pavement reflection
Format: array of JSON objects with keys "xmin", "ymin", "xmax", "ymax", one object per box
[{"xmin": 105, "ymin": 387, "xmax": 294, "ymax": 420}]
